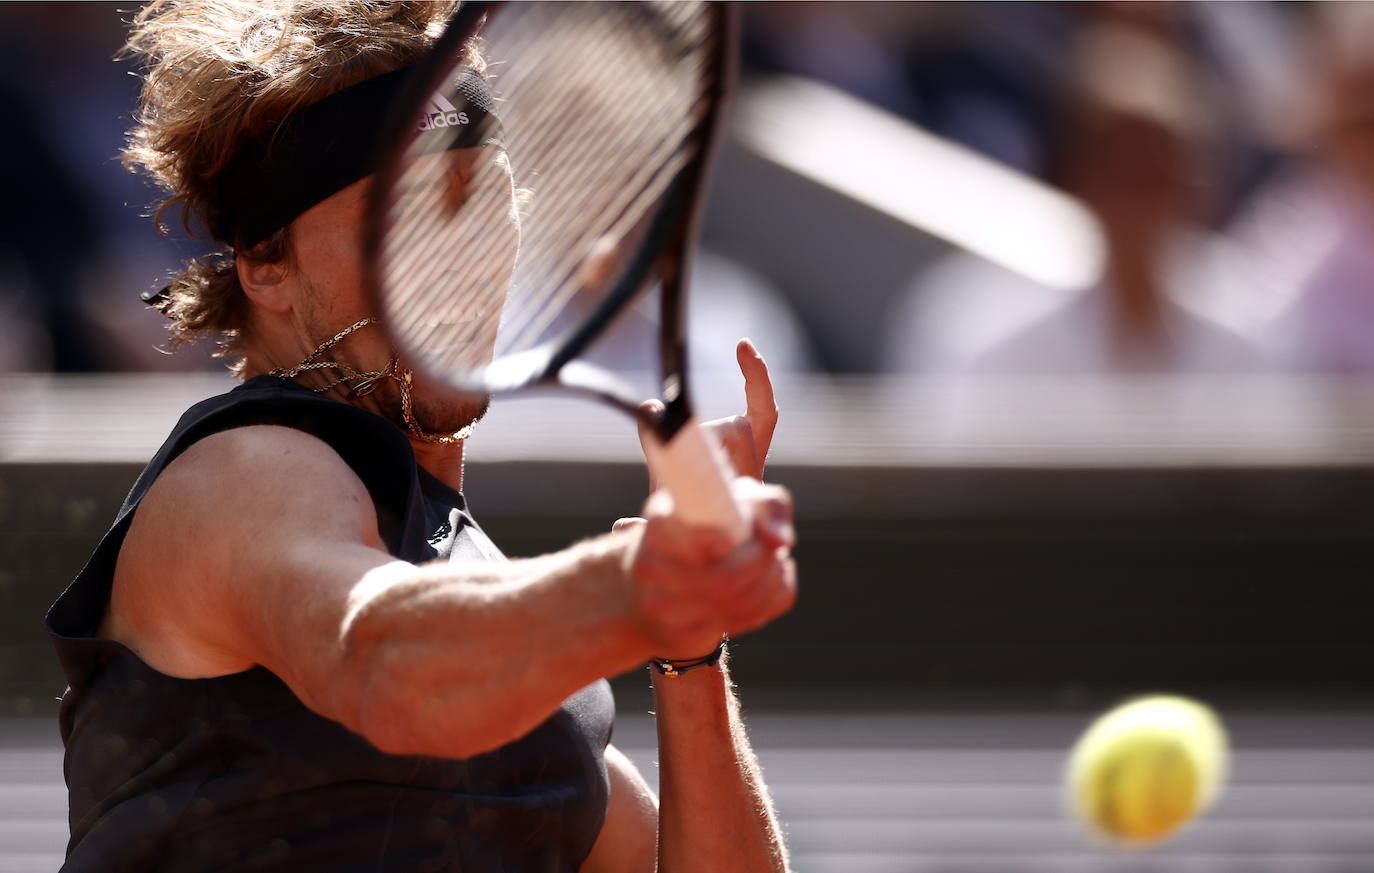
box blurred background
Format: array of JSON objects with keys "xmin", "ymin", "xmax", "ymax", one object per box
[{"xmin": 3, "ymin": 1, "xmax": 1374, "ymax": 870}]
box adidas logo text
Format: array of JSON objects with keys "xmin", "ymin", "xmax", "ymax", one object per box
[{"xmin": 418, "ymin": 110, "xmax": 470, "ymax": 132}]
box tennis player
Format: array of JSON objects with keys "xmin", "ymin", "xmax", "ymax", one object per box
[{"xmin": 45, "ymin": 3, "xmax": 795, "ymax": 871}]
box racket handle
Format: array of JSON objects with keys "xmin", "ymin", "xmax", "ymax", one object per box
[{"xmin": 648, "ymin": 419, "xmax": 749, "ymax": 544}]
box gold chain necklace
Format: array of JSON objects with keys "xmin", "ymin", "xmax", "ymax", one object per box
[{"xmin": 269, "ymin": 317, "xmax": 476, "ymax": 444}]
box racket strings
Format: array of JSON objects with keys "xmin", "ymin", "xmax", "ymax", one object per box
[
  {"xmin": 495, "ymin": 12, "xmax": 708, "ymax": 279},
  {"xmin": 496, "ymin": 104, "xmax": 709, "ymax": 356},
  {"xmin": 500, "ymin": 149, "xmax": 694, "ymax": 355},
  {"xmin": 378, "ymin": 2, "xmax": 721, "ymax": 382},
  {"xmin": 494, "ymin": 94, "xmax": 703, "ymax": 351}
]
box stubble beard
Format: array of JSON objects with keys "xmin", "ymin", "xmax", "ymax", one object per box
[
  {"xmin": 294, "ymin": 277, "xmax": 490, "ymax": 440},
  {"xmin": 407, "ymin": 380, "xmax": 492, "ymax": 438}
]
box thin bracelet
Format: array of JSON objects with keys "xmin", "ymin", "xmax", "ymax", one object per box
[{"xmin": 648, "ymin": 635, "xmax": 728, "ymax": 677}]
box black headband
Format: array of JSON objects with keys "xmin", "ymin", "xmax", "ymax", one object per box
[{"xmin": 207, "ymin": 65, "xmax": 500, "ymax": 252}]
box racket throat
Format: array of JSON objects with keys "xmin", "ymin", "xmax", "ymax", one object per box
[{"xmin": 653, "ymin": 389, "xmax": 696, "ymax": 444}]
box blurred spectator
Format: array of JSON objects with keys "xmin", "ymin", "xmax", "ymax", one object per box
[
  {"xmin": 0, "ymin": 80, "xmax": 106, "ymax": 371},
  {"xmin": 899, "ymin": 4, "xmax": 1073, "ymax": 176},
  {"xmin": 1236, "ymin": 4, "xmax": 1374, "ymax": 373},
  {"xmin": 887, "ymin": 19, "xmax": 1263, "ymax": 375},
  {"xmin": 0, "ymin": 2, "xmax": 216, "ymax": 373},
  {"xmin": 743, "ymin": 3, "xmax": 1069, "ymax": 176},
  {"xmin": 743, "ymin": 4, "xmax": 930, "ymax": 121}
]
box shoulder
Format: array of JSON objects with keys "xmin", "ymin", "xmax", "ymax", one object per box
[
  {"xmin": 159, "ymin": 425, "xmax": 375, "ymax": 520},
  {"xmin": 108, "ymin": 424, "xmax": 385, "ymax": 676},
  {"xmin": 134, "ymin": 424, "xmax": 388, "ymax": 565}
]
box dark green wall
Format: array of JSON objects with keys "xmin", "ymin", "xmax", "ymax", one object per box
[{"xmin": 4, "ymin": 460, "xmax": 1372, "ymax": 716}]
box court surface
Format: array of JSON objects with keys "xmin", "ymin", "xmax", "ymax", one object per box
[{"xmin": 5, "ymin": 701, "xmax": 1373, "ymax": 873}]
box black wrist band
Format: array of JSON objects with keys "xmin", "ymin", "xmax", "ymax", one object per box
[{"xmin": 648, "ymin": 636, "xmax": 728, "ymax": 677}]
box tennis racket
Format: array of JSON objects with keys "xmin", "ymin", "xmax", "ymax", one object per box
[{"xmin": 362, "ymin": 1, "xmax": 746, "ymax": 539}]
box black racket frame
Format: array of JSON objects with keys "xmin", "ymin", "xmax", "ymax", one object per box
[{"xmin": 362, "ymin": 1, "xmax": 738, "ymax": 444}]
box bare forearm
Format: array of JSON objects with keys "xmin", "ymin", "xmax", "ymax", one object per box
[
  {"xmin": 653, "ymin": 657, "xmax": 788, "ymax": 873},
  {"xmin": 337, "ymin": 533, "xmax": 648, "ymax": 757}
]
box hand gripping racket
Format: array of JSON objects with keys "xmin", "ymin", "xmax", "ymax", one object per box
[{"xmin": 362, "ymin": 2, "xmax": 746, "ymax": 540}]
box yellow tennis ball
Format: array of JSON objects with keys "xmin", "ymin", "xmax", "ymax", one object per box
[{"xmin": 1065, "ymin": 695, "xmax": 1229, "ymax": 847}]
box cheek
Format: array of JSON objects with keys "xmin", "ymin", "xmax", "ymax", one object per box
[{"xmin": 293, "ymin": 218, "xmax": 368, "ymax": 315}]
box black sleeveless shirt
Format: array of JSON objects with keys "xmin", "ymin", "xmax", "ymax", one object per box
[{"xmin": 46, "ymin": 375, "xmax": 615, "ymax": 873}]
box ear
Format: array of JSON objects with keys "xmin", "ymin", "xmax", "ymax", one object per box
[{"xmin": 236, "ymin": 253, "xmax": 294, "ymax": 314}]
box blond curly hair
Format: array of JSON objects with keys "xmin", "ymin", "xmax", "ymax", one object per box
[{"xmin": 122, "ymin": 0, "xmax": 458, "ymax": 371}]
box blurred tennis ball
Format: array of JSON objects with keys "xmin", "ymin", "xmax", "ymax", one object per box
[{"xmin": 1065, "ymin": 695, "xmax": 1229, "ymax": 847}]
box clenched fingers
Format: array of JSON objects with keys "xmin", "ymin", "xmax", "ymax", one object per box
[
  {"xmin": 631, "ymin": 538, "xmax": 795, "ymax": 652},
  {"xmin": 636, "ymin": 479, "xmax": 792, "ymax": 563}
]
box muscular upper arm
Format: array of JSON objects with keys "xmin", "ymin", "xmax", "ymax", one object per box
[
  {"xmin": 581, "ymin": 744, "xmax": 659, "ymax": 873},
  {"xmin": 108, "ymin": 425, "xmax": 397, "ymax": 721}
]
